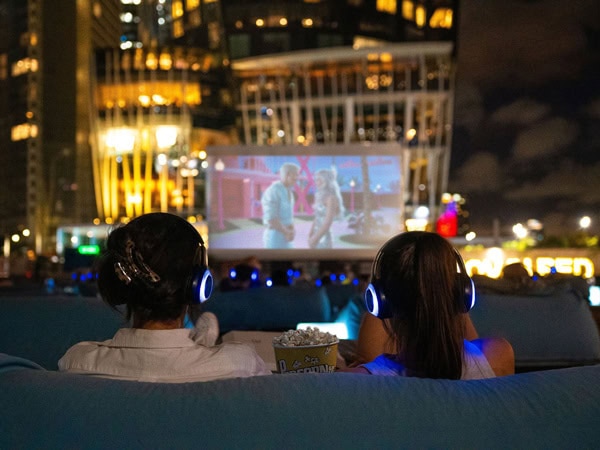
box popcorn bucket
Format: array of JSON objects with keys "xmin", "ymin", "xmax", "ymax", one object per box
[{"xmin": 273, "ymin": 341, "xmax": 339, "ymax": 374}]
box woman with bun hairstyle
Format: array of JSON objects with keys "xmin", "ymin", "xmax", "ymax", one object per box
[
  {"xmin": 58, "ymin": 213, "xmax": 271, "ymax": 382},
  {"xmin": 345, "ymin": 231, "xmax": 514, "ymax": 379}
]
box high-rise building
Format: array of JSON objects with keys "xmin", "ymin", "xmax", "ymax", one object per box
[
  {"xmin": 220, "ymin": 0, "xmax": 456, "ymax": 59},
  {"xmin": 90, "ymin": 0, "xmax": 236, "ymax": 223},
  {"xmin": 0, "ymin": 0, "xmax": 121, "ymax": 260}
]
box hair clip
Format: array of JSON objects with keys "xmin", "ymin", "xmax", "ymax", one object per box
[
  {"xmin": 125, "ymin": 239, "xmax": 161, "ymax": 283},
  {"xmin": 113, "ymin": 239, "xmax": 161, "ymax": 285},
  {"xmin": 114, "ymin": 261, "xmax": 133, "ymax": 285}
]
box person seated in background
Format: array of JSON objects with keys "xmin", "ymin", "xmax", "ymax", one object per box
[
  {"xmin": 58, "ymin": 213, "xmax": 271, "ymax": 382},
  {"xmin": 501, "ymin": 262, "xmax": 537, "ymax": 292},
  {"xmin": 219, "ymin": 262, "xmax": 261, "ymax": 291},
  {"xmin": 344, "ymin": 231, "xmax": 514, "ymax": 379}
]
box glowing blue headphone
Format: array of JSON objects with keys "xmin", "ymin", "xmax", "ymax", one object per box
[
  {"xmin": 364, "ymin": 237, "xmax": 475, "ymax": 319},
  {"xmin": 188, "ymin": 242, "xmax": 213, "ymax": 304}
]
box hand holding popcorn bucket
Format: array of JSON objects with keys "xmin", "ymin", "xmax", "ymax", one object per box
[{"xmin": 272, "ymin": 327, "xmax": 339, "ymax": 374}]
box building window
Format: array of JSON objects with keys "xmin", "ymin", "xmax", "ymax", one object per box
[
  {"xmin": 11, "ymin": 123, "xmax": 38, "ymax": 141},
  {"xmin": 93, "ymin": 2, "xmax": 102, "ymax": 18},
  {"xmin": 208, "ymin": 22, "xmax": 221, "ymax": 49},
  {"xmin": 263, "ymin": 32, "xmax": 290, "ymax": 53},
  {"xmin": 377, "ymin": 0, "xmax": 397, "ymax": 14},
  {"xmin": 0, "ymin": 53, "xmax": 7, "ymax": 80},
  {"xmin": 173, "ymin": 19, "xmax": 184, "ymax": 38},
  {"xmin": 186, "ymin": 0, "xmax": 200, "ymax": 10},
  {"xmin": 11, "ymin": 58, "xmax": 39, "ymax": 77},
  {"xmin": 429, "ymin": 8, "xmax": 453, "ymax": 29},
  {"xmin": 415, "ymin": 5, "xmax": 426, "ymax": 28},
  {"xmin": 172, "ymin": 1, "xmax": 184, "ymax": 19},
  {"xmin": 188, "ymin": 9, "xmax": 201, "ymax": 26},
  {"xmin": 402, "ymin": 0, "xmax": 414, "ymax": 20},
  {"xmin": 317, "ymin": 33, "xmax": 343, "ymax": 48},
  {"xmin": 229, "ymin": 34, "xmax": 251, "ymax": 59}
]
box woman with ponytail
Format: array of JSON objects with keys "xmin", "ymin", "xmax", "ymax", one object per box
[{"xmin": 344, "ymin": 231, "xmax": 514, "ymax": 379}]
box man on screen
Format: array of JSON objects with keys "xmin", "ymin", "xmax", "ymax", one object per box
[{"xmin": 261, "ymin": 162, "xmax": 299, "ymax": 248}]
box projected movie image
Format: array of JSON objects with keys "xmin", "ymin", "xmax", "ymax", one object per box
[{"xmin": 206, "ymin": 153, "xmax": 402, "ymax": 252}]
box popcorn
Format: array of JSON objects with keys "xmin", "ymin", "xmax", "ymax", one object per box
[{"xmin": 272, "ymin": 327, "xmax": 338, "ymax": 347}]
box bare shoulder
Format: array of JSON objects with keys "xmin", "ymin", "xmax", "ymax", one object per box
[{"xmin": 472, "ymin": 337, "xmax": 515, "ymax": 376}]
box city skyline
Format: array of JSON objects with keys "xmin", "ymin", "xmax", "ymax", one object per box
[{"xmin": 450, "ymin": 0, "xmax": 600, "ymax": 237}]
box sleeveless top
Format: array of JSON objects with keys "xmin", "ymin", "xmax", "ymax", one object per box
[{"xmin": 361, "ymin": 340, "xmax": 495, "ymax": 380}]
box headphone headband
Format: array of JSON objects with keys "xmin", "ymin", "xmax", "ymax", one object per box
[{"xmin": 365, "ymin": 233, "xmax": 475, "ymax": 318}]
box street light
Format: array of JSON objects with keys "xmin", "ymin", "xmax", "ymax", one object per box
[
  {"xmin": 580, "ymin": 216, "xmax": 591, "ymax": 230},
  {"xmin": 465, "ymin": 231, "xmax": 477, "ymax": 242},
  {"xmin": 512, "ymin": 223, "xmax": 528, "ymax": 240}
]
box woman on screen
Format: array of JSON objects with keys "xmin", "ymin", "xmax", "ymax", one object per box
[{"xmin": 308, "ymin": 168, "xmax": 345, "ymax": 249}]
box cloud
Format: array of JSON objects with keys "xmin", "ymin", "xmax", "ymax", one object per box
[
  {"xmin": 457, "ymin": 0, "xmax": 595, "ymax": 88},
  {"xmin": 449, "ymin": 152, "xmax": 503, "ymax": 193},
  {"xmin": 504, "ymin": 160, "xmax": 600, "ymax": 203},
  {"xmin": 538, "ymin": 212, "xmax": 574, "ymax": 236},
  {"xmin": 453, "ymin": 83, "xmax": 485, "ymax": 134},
  {"xmin": 586, "ymin": 97, "xmax": 600, "ymax": 119},
  {"xmin": 489, "ymin": 99, "xmax": 551, "ymax": 125},
  {"xmin": 511, "ymin": 118, "xmax": 579, "ymax": 162}
]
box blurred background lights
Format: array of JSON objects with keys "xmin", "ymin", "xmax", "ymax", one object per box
[
  {"xmin": 465, "ymin": 231, "xmax": 476, "ymax": 241},
  {"xmin": 414, "ymin": 206, "xmax": 429, "ymax": 219},
  {"xmin": 512, "ymin": 223, "xmax": 528, "ymax": 239},
  {"xmin": 580, "ymin": 216, "xmax": 591, "ymax": 229}
]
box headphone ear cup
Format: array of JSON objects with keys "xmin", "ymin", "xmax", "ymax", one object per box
[
  {"xmin": 364, "ymin": 281, "xmax": 392, "ymax": 318},
  {"xmin": 189, "ymin": 266, "xmax": 213, "ymax": 304},
  {"xmin": 457, "ymin": 273, "xmax": 476, "ymax": 312}
]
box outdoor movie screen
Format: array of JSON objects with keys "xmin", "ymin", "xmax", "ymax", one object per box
[{"xmin": 205, "ymin": 144, "xmax": 404, "ymax": 260}]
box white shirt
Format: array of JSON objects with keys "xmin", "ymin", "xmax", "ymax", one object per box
[{"xmin": 58, "ymin": 328, "xmax": 272, "ymax": 383}]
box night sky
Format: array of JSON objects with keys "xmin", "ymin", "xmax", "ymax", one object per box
[{"xmin": 449, "ymin": 0, "xmax": 600, "ymax": 237}]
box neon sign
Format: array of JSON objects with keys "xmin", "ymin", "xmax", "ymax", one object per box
[{"xmin": 464, "ymin": 256, "xmax": 595, "ymax": 279}]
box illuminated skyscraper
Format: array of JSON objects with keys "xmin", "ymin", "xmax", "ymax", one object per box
[{"xmin": 0, "ymin": 0, "xmax": 121, "ymax": 258}]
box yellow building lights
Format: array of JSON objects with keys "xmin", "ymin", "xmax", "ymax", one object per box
[{"xmin": 430, "ymin": 8, "xmax": 453, "ymax": 29}]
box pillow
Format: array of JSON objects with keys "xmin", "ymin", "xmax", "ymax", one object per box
[
  {"xmin": 203, "ymin": 285, "xmax": 331, "ymax": 333},
  {"xmin": 0, "ymin": 353, "xmax": 45, "ymax": 374}
]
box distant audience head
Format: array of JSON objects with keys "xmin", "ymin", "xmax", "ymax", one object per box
[
  {"xmin": 501, "ymin": 263, "xmax": 531, "ymax": 285},
  {"xmin": 364, "ymin": 231, "xmax": 474, "ymax": 379},
  {"xmin": 96, "ymin": 213, "xmax": 212, "ymax": 325},
  {"xmin": 220, "ymin": 263, "xmax": 260, "ymax": 291}
]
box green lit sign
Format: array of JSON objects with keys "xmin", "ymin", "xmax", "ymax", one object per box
[{"xmin": 77, "ymin": 245, "xmax": 100, "ymax": 255}]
